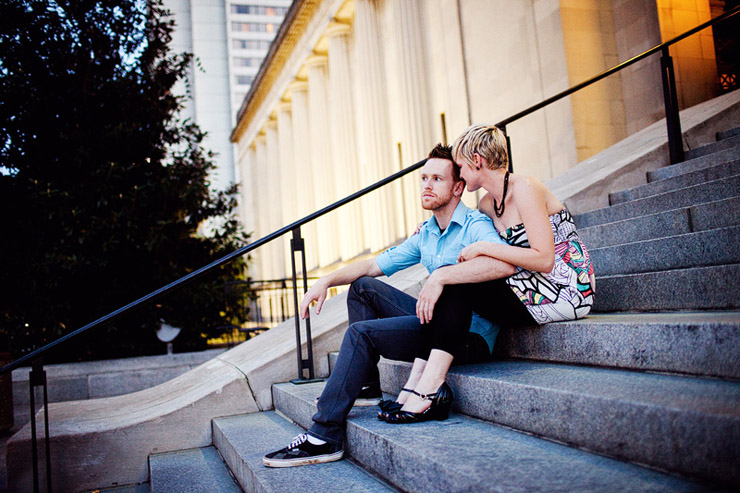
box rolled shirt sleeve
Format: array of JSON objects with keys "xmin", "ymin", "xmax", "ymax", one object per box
[{"xmin": 375, "ymin": 233, "xmax": 423, "ymax": 277}]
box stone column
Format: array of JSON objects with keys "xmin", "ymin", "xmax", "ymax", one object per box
[
  {"xmin": 390, "ymin": 0, "xmax": 434, "ymax": 232},
  {"xmin": 327, "ymin": 22, "xmax": 364, "ymax": 260},
  {"xmin": 238, "ymin": 144, "xmax": 257, "ymax": 242},
  {"xmin": 253, "ymin": 135, "xmax": 269, "ymax": 280},
  {"xmin": 306, "ymin": 54, "xmax": 339, "ymax": 266},
  {"xmin": 265, "ymin": 119, "xmax": 286, "ymax": 279},
  {"xmin": 354, "ymin": 0, "xmax": 404, "ymax": 249},
  {"xmin": 276, "ymin": 102, "xmax": 297, "ymax": 277},
  {"xmin": 288, "ymin": 80, "xmax": 319, "ymax": 271}
]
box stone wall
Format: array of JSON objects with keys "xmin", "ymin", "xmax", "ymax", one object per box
[{"xmin": 10, "ymin": 349, "xmax": 226, "ymax": 427}]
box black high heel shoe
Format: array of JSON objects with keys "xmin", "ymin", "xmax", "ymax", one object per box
[
  {"xmin": 377, "ymin": 388, "xmax": 413, "ymax": 420},
  {"xmin": 384, "ymin": 382, "xmax": 453, "ymax": 424}
]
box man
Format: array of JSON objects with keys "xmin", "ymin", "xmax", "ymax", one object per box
[{"xmin": 263, "ymin": 144, "xmax": 515, "ymax": 467}]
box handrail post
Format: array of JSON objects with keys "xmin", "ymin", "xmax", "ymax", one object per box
[
  {"xmin": 289, "ymin": 227, "xmax": 321, "ymax": 384},
  {"xmin": 660, "ymin": 46, "xmax": 684, "ymax": 164},
  {"xmin": 29, "ymin": 358, "xmax": 52, "ymax": 493},
  {"xmin": 500, "ymin": 124, "xmax": 513, "ymax": 173}
]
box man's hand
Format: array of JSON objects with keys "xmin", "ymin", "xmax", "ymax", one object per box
[
  {"xmin": 299, "ymin": 280, "xmax": 329, "ymax": 319},
  {"xmin": 416, "ymin": 271, "xmax": 444, "ymax": 324}
]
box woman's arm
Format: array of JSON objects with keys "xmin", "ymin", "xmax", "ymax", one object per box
[{"xmin": 460, "ymin": 177, "xmax": 555, "ymax": 273}]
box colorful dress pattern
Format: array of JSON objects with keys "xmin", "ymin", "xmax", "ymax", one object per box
[{"xmin": 499, "ymin": 209, "xmax": 595, "ymax": 324}]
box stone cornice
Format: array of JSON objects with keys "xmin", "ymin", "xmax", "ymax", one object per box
[{"xmin": 231, "ymin": 0, "xmax": 321, "ymax": 143}]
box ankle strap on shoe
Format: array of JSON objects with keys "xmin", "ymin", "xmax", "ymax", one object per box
[{"xmin": 410, "ymin": 389, "xmax": 437, "ymax": 401}]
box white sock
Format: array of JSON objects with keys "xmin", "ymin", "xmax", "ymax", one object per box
[{"xmin": 306, "ymin": 434, "xmax": 326, "ymax": 445}]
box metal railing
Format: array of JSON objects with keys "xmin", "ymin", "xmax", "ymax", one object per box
[{"xmin": 1, "ymin": 5, "xmax": 738, "ymax": 491}]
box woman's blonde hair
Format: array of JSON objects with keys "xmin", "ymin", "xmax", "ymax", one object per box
[{"xmin": 452, "ymin": 124, "xmax": 509, "ymax": 170}]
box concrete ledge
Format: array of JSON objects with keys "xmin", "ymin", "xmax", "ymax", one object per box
[
  {"xmin": 610, "ymin": 159, "xmax": 740, "ymax": 205},
  {"xmin": 378, "ymin": 360, "xmax": 740, "ymax": 486},
  {"xmin": 213, "ymin": 413, "xmax": 395, "ymax": 492},
  {"xmin": 575, "ymin": 174, "xmax": 740, "ymax": 229},
  {"xmin": 685, "ymin": 133, "xmax": 740, "ymax": 161},
  {"xmin": 594, "ymin": 263, "xmax": 740, "ymax": 312},
  {"xmin": 5, "ymin": 265, "xmax": 428, "ymax": 492},
  {"xmin": 547, "ymin": 89, "xmax": 740, "ymax": 214},
  {"xmin": 496, "ymin": 312, "xmax": 740, "ymax": 379},
  {"xmin": 589, "ymin": 226, "xmax": 740, "ymax": 276},
  {"xmin": 11, "ymin": 349, "xmax": 227, "ymax": 426},
  {"xmin": 149, "ymin": 446, "xmax": 241, "ymax": 493},
  {"xmin": 273, "ymin": 382, "xmax": 709, "ymax": 492}
]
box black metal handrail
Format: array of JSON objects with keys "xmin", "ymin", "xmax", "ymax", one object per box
[
  {"xmin": 2, "ymin": 3, "xmax": 737, "ymax": 378},
  {"xmin": 2, "ymin": 7, "xmax": 739, "ymax": 490},
  {"xmin": 0, "ymin": 157, "xmax": 427, "ymax": 376}
]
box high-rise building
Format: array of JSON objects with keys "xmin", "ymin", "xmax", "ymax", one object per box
[{"xmin": 163, "ymin": 0, "xmax": 291, "ymax": 192}]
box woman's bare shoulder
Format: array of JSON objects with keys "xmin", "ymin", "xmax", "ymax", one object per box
[
  {"xmin": 511, "ymin": 173, "xmax": 563, "ymax": 211},
  {"xmin": 478, "ymin": 192, "xmax": 495, "ymax": 218}
]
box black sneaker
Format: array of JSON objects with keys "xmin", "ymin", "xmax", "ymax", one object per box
[
  {"xmin": 314, "ymin": 383, "xmax": 382, "ymax": 407},
  {"xmin": 262, "ymin": 433, "xmax": 344, "ymax": 468}
]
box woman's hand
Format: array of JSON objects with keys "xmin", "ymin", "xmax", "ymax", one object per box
[
  {"xmin": 458, "ymin": 241, "xmax": 491, "ymax": 263},
  {"xmin": 412, "ymin": 221, "xmax": 424, "ymax": 235},
  {"xmin": 416, "ymin": 271, "xmax": 444, "ymax": 324}
]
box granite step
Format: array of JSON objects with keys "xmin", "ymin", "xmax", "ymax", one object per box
[
  {"xmin": 212, "ymin": 412, "xmax": 396, "ymax": 493},
  {"xmin": 717, "ymin": 126, "xmax": 740, "ymax": 140},
  {"xmin": 149, "ymin": 446, "xmax": 242, "ymax": 493},
  {"xmin": 647, "ymin": 146, "xmax": 740, "ymax": 182},
  {"xmin": 609, "ymin": 159, "xmax": 740, "ymax": 205},
  {"xmin": 578, "ymin": 196, "xmax": 740, "ymax": 249},
  {"xmin": 574, "ymin": 173, "xmax": 740, "ymax": 229},
  {"xmin": 593, "ymin": 263, "xmax": 740, "ymax": 312},
  {"xmin": 377, "ymin": 359, "xmax": 740, "ymax": 487},
  {"xmin": 684, "ymin": 133, "xmax": 740, "ymax": 161},
  {"xmin": 494, "ymin": 311, "xmax": 740, "ymax": 380},
  {"xmin": 273, "ymin": 382, "xmax": 719, "ymax": 492},
  {"xmin": 589, "ymin": 226, "xmax": 740, "ymax": 276}
]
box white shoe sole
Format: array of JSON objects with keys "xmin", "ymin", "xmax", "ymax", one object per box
[
  {"xmin": 262, "ymin": 450, "xmax": 344, "ymax": 468},
  {"xmin": 314, "ymin": 397, "xmax": 381, "ymax": 407},
  {"xmin": 353, "ymin": 397, "xmax": 381, "ymax": 407}
]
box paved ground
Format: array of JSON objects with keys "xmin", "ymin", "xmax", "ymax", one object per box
[{"xmin": 1, "ymin": 427, "xmax": 15, "ymax": 493}]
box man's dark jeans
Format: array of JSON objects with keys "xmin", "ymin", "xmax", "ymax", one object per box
[{"xmin": 307, "ymin": 276, "xmax": 489, "ymax": 445}]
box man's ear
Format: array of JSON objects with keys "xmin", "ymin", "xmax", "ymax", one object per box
[{"xmin": 453, "ymin": 180, "xmax": 464, "ymax": 197}]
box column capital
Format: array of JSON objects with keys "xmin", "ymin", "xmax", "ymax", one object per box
[
  {"xmin": 265, "ymin": 117, "xmax": 278, "ymax": 131},
  {"xmin": 325, "ymin": 21, "xmax": 351, "ymax": 38},
  {"xmin": 305, "ymin": 53, "xmax": 328, "ymax": 68},
  {"xmin": 276, "ymin": 101, "xmax": 292, "ymax": 114},
  {"xmin": 286, "ymin": 79, "xmax": 309, "ymax": 96}
]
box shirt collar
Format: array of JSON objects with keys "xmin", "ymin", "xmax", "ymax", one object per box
[{"xmin": 428, "ymin": 201, "xmax": 470, "ymax": 235}]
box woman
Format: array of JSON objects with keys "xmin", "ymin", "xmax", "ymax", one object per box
[{"xmin": 384, "ymin": 124, "xmax": 595, "ymax": 423}]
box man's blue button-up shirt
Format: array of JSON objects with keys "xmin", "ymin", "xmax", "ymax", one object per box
[{"xmin": 375, "ymin": 201, "xmax": 506, "ymax": 353}]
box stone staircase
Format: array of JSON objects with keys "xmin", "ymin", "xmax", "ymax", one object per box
[
  {"xmin": 577, "ymin": 130, "xmax": 740, "ymax": 312},
  {"xmin": 144, "ymin": 128, "xmax": 740, "ymax": 492}
]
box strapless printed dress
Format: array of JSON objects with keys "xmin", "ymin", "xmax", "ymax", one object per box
[{"xmin": 499, "ymin": 209, "xmax": 595, "ymax": 324}]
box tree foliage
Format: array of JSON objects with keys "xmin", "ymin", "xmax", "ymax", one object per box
[{"xmin": 0, "ymin": 0, "xmax": 252, "ymax": 362}]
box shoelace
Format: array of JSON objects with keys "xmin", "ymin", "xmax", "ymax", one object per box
[{"xmin": 289, "ymin": 433, "xmax": 308, "ymax": 450}]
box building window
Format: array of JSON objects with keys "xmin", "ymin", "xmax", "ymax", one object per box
[
  {"xmin": 236, "ymin": 75, "xmax": 254, "ymax": 85},
  {"xmin": 231, "ymin": 5, "xmax": 288, "ymax": 16},
  {"xmin": 233, "ymin": 39, "xmax": 272, "ymax": 50},
  {"xmin": 234, "ymin": 57, "xmax": 263, "ymax": 67},
  {"xmin": 231, "ymin": 21, "xmax": 278, "ymax": 33}
]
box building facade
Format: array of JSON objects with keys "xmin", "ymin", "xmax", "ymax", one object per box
[
  {"xmin": 231, "ymin": 0, "xmax": 726, "ymax": 284},
  {"xmin": 164, "ymin": 0, "xmax": 291, "ymax": 192}
]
